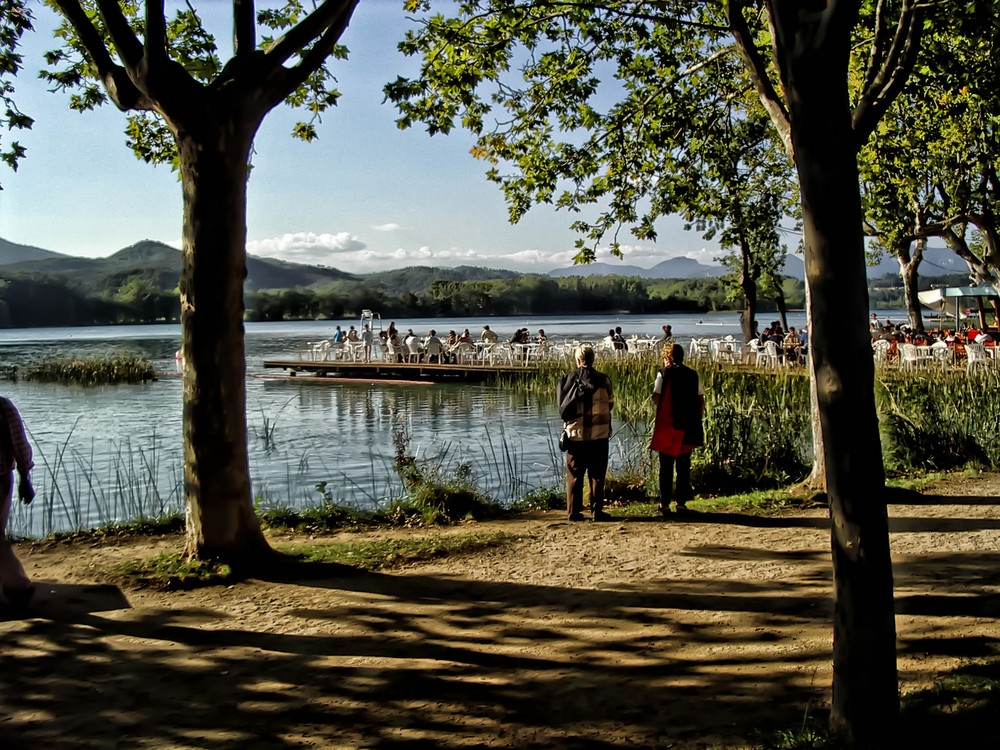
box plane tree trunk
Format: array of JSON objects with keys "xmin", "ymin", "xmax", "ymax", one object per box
[
  {"xmin": 175, "ymin": 112, "xmax": 272, "ymax": 566},
  {"xmin": 897, "ymin": 238, "xmax": 925, "ymax": 333},
  {"xmin": 738, "ymin": 237, "xmax": 760, "ymax": 343},
  {"xmin": 775, "ymin": 3, "xmax": 899, "ymax": 744}
]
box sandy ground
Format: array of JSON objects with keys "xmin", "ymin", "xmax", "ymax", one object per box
[{"xmin": 2, "ymin": 474, "xmax": 999, "ymax": 749}]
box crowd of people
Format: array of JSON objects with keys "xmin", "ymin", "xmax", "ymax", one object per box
[
  {"xmin": 871, "ymin": 313, "xmax": 994, "ymax": 348},
  {"xmin": 748, "ymin": 321, "xmax": 809, "ymax": 364}
]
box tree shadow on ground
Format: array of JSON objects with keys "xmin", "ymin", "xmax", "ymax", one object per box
[
  {"xmin": 625, "ymin": 508, "xmax": 1000, "ymax": 534},
  {"xmin": 2, "ymin": 540, "xmax": 999, "ymax": 748},
  {"xmin": 899, "ymin": 658, "xmax": 1000, "ymax": 746},
  {"xmin": 0, "ymin": 564, "xmax": 835, "ymax": 749}
]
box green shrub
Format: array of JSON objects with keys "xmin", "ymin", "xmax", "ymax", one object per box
[{"xmin": 23, "ymin": 355, "xmax": 156, "ymax": 385}]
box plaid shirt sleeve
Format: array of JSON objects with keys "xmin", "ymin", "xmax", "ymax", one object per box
[{"xmin": 0, "ymin": 398, "xmax": 32, "ymax": 473}]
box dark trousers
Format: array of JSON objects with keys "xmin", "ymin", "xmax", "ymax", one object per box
[
  {"xmin": 566, "ymin": 439, "xmax": 609, "ymax": 516},
  {"xmin": 658, "ymin": 451, "xmax": 692, "ymax": 507}
]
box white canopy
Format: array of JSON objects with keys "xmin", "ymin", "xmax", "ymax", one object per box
[{"xmin": 917, "ymin": 283, "xmax": 999, "ymax": 313}]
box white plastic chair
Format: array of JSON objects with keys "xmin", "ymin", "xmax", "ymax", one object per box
[
  {"xmin": 930, "ymin": 343, "xmax": 951, "ymax": 372},
  {"xmin": 755, "ymin": 340, "xmax": 780, "ymax": 368},
  {"xmin": 898, "ymin": 343, "xmax": 920, "ymax": 371},
  {"xmin": 424, "ymin": 338, "xmax": 444, "ymax": 363},
  {"xmin": 405, "ymin": 338, "xmax": 421, "ymax": 363},
  {"xmin": 872, "ymin": 339, "xmax": 891, "ymax": 366},
  {"xmin": 966, "ymin": 342, "xmax": 990, "ymax": 374},
  {"xmin": 453, "ymin": 341, "xmax": 476, "ymax": 365}
]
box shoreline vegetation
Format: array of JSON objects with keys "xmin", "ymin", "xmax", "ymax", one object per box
[
  {"xmin": 8, "ymin": 355, "xmax": 157, "ymax": 385},
  {"xmin": 10, "ymin": 354, "xmax": 1000, "ymax": 541}
]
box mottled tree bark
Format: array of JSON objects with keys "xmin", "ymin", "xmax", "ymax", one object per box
[
  {"xmin": 176, "ymin": 114, "xmax": 271, "ymax": 565},
  {"xmin": 897, "ymin": 238, "xmax": 925, "ymax": 333},
  {"xmin": 774, "ymin": 1, "xmax": 899, "ymax": 743}
]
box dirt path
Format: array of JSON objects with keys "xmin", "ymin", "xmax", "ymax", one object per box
[{"xmin": 2, "ymin": 474, "xmax": 999, "ymax": 748}]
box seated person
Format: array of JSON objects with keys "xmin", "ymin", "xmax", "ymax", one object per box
[
  {"xmin": 459, "ymin": 328, "xmax": 474, "ymax": 344},
  {"xmin": 613, "ymin": 326, "xmax": 628, "ymax": 350},
  {"xmin": 481, "ymin": 325, "xmax": 499, "ymax": 344},
  {"xmin": 424, "ymin": 330, "xmax": 444, "ymax": 363},
  {"xmin": 783, "ymin": 327, "xmax": 802, "ymax": 361}
]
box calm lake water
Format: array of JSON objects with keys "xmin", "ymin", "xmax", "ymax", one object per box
[{"xmin": 1, "ymin": 310, "xmax": 842, "ymax": 537}]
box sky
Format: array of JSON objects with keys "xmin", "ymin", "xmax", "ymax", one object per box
[{"xmin": 0, "ymin": 0, "xmax": 724, "ymax": 274}]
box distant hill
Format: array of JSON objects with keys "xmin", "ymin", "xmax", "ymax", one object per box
[
  {"xmin": 363, "ymin": 265, "xmax": 523, "ymax": 295},
  {"xmin": 782, "ymin": 247, "xmax": 975, "ymax": 282},
  {"xmin": 0, "ymin": 238, "xmax": 357, "ymax": 291},
  {"xmin": 0, "ymin": 237, "xmax": 68, "ymax": 265},
  {"xmin": 548, "ymin": 256, "xmax": 727, "ymax": 279}
]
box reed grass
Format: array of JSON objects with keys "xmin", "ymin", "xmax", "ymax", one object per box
[
  {"xmin": 506, "ymin": 358, "xmax": 1000, "ymax": 492},
  {"xmin": 23, "ymin": 355, "xmax": 156, "ymax": 385},
  {"xmin": 12, "ymin": 424, "xmax": 184, "ymax": 540},
  {"xmin": 876, "ymin": 369, "xmax": 1000, "ymax": 471},
  {"xmin": 15, "ymin": 358, "xmax": 998, "ymax": 541}
]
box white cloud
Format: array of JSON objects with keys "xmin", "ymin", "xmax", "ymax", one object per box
[
  {"xmin": 243, "ymin": 229, "xmax": 723, "ymax": 274},
  {"xmin": 372, "ymin": 223, "xmax": 402, "ymax": 232},
  {"xmin": 247, "ymin": 232, "xmax": 367, "ymax": 265}
]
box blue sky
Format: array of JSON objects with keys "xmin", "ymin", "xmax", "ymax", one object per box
[{"xmin": 0, "ymin": 0, "xmax": 722, "ymax": 273}]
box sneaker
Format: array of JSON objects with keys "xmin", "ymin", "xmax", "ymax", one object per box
[
  {"xmin": 568, "ymin": 513, "xmax": 585, "ymax": 521},
  {"xmin": 592, "ymin": 510, "xmax": 613, "ymax": 522},
  {"xmin": 674, "ymin": 503, "xmax": 692, "ymax": 514},
  {"xmin": 657, "ymin": 505, "xmax": 671, "ymax": 517}
]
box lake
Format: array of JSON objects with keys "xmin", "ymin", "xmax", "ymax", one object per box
[{"xmin": 2, "ymin": 309, "xmax": 867, "ymax": 537}]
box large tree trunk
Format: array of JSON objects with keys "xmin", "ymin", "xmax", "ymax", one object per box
[
  {"xmin": 739, "ymin": 239, "xmax": 759, "ymax": 343},
  {"xmin": 778, "ymin": 6, "xmax": 899, "ymax": 745},
  {"xmin": 897, "ymin": 238, "xmax": 925, "ymax": 333},
  {"xmin": 176, "ymin": 117, "xmax": 272, "ymax": 566}
]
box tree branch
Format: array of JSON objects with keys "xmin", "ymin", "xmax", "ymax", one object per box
[
  {"xmin": 93, "ymin": 0, "xmax": 143, "ymax": 70},
  {"xmin": 852, "ymin": 0, "xmax": 924, "ymax": 145},
  {"xmin": 144, "ymin": 0, "xmax": 167, "ymax": 68},
  {"xmin": 50, "ymin": 0, "xmax": 151, "ymax": 111},
  {"xmin": 725, "ymin": 0, "xmax": 792, "ymax": 155},
  {"xmin": 234, "ymin": 0, "xmax": 256, "ymax": 58},
  {"xmin": 860, "ymin": 0, "xmax": 891, "ymax": 94},
  {"xmin": 263, "ymin": 0, "xmax": 357, "ymax": 71}
]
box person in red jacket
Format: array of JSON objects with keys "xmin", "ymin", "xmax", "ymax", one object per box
[{"xmin": 650, "ymin": 344, "xmax": 705, "ymax": 516}]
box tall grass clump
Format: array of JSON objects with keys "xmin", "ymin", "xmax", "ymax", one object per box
[
  {"xmin": 392, "ymin": 418, "xmax": 502, "ymax": 522},
  {"xmin": 696, "ymin": 368, "xmax": 812, "ymax": 491},
  {"xmin": 507, "ymin": 358, "xmax": 812, "ymax": 493},
  {"xmin": 877, "ymin": 369, "xmax": 1000, "ymax": 471},
  {"xmin": 24, "ymin": 355, "xmax": 156, "ymax": 385},
  {"xmin": 12, "ymin": 422, "xmax": 184, "ymax": 539}
]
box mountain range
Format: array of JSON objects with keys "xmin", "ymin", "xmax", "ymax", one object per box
[
  {"xmin": 0, "ymin": 236, "xmax": 976, "ymax": 290},
  {"xmin": 547, "ymin": 256, "xmax": 728, "ymax": 279}
]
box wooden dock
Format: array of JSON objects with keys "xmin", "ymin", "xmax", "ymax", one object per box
[{"xmin": 261, "ymin": 359, "xmax": 540, "ymax": 383}]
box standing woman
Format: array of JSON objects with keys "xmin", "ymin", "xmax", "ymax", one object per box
[{"xmin": 651, "ymin": 343, "xmax": 704, "ymax": 516}]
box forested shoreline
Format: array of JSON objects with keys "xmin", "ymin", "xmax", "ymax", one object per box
[{"xmin": 0, "ymin": 272, "xmax": 810, "ymax": 327}]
